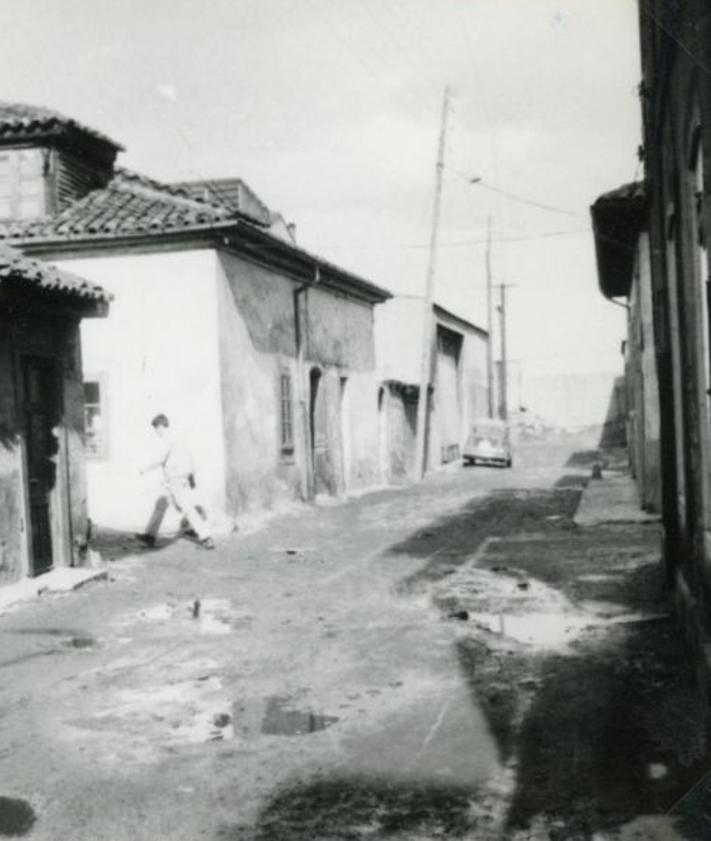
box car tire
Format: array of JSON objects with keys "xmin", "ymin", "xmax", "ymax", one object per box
[{"xmin": 505, "ymin": 457, "xmax": 512, "ymax": 468}]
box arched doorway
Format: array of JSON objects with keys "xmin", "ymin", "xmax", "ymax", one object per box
[
  {"xmin": 377, "ymin": 385, "xmax": 388, "ymax": 484},
  {"xmin": 309, "ymin": 367, "xmax": 332, "ymax": 495}
]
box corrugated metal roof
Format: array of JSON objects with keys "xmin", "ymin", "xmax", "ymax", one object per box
[
  {"xmin": 0, "ymin": 102, "xmax": 124, "ymax": 151},
  {"xmin": 0, "ymin": 243, "xmax": 111, "ymax": 302}
]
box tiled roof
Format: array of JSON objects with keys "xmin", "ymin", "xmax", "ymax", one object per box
[
  {"xmin": 0, "ymin": 169, "xmax": 233, "ymax": 241},
  {"xmin": 0, "ymin": 169, "xmax": 391, "ymax": 304},
  {"xmin": 0, "ymin": 102, "xmax": 123, "ymax": 151},
  {"xmin": 171, "ymin": 178, "xmax": 272, "ymax": 226},
  {"xmin": 0, "ymin": 243, "xmax": 111, "ymax": 302}
]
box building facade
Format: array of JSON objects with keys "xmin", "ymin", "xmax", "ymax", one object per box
[
  {"xmin": 0, "ymin": 104, "xmax": 390, "ymax": 533},
  {"xmin": 375, "ymin": 296, "xmax": 489, "ymax": 482},
  {"xmin": 592, "ymin": 182, "xmax": 661, "ymax": 511},
  {"xmin": 592, "ymin": 2, "xmax": 711, "ymax": 688},
  {"xmin": 0, "ymin": 244, "xmax": 109, "ymax": 583}
]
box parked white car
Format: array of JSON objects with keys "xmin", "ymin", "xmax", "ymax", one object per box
[{"xmin": 463, "ymin": 418, "xmax": 512, "ymax": 468}]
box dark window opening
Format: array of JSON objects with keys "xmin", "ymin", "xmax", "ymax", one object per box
[{"xmin": 280, "ymin": 371, "xmax": 294, "ymax": 456}]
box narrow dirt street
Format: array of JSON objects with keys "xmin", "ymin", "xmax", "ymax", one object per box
[{"xmin": 0, "ymin": 456, "xmax": 707, "ymax": 841}]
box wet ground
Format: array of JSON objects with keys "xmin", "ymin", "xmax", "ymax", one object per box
[{"xmin": 0, "ymin": 454, "xmax": 708, "ymax": 840}]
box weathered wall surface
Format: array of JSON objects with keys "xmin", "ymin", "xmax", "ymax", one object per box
[
  {"xmin": 0, "ymin": 313, "xmax": 88, "ymax": 583},
  {"xmin": 430, "ymin": 310, "xmax": 489, "ymax": 467},
  {"xmin": 375, "ymin": 296, "xmax": 489, "ymax": 477},
  {"xmin": 216, "ymin": 251, "xmax": 302, "ymax": 515},
  {"xmin": 56, "ymin": 318, "xmax": 90, "ymax": 560},
  {"xmin": 307, "ymin": 285, "xmax": 375, "ymax": 371},
  {"xmin": 0, "ymin": 326, "xmax": 24, "ymax": 584},
  {"xmin": 374, "ymin": 296, "xmax": 424, "ymax": 386},
  {"xmin": 306, "ymin": 285, "xmax": 381, "ymax": 494},
  {"xmin": 217, "ymin": 251, "xmax": 382, "ymax": 511},
  {"xmin": 638, "ymin": 0, "xmax": 711, "ymax": 693},
  {"xmin": 383, "ymin": 385, "xmax": 418, "ymax": 483},
  {"xmin": 64, "ymin": 250, "xmax": 226, "ymax": 531},
  {"xmin": 627, "ymin": 234, "xmax": 661, "ymax": 512}
]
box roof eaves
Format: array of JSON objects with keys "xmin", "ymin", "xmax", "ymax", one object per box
[
  {"xmin": 229, "ymin": 219, "xmax": 392, "ymax": 303},
  {"xmin": 591, "ymin": 181, "xmax": 647, "ymax": 299}
]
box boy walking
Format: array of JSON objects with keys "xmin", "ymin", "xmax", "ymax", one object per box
[{"xmin": 136, "ymin": 414, "xmax": 214, "ymax": 549}]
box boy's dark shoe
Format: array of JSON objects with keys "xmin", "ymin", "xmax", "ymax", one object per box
[
  {"xmin": 135, "ymin": 533, "xmax": 156, "ymax": 547},
  {"xmin": 199, "ymin": 537, "xmax": 215, "ymax": 550}
]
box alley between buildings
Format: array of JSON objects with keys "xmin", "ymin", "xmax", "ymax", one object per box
[{"xmin": 0, "ymin": 450, "xmax": 706, "ymax": 841}]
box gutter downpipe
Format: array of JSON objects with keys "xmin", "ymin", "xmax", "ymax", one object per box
[{"xmin": 294, "ymin": 265, "xmax": 320, "ymax": 502}]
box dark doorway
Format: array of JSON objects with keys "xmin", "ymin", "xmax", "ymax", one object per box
[
  {"xmin": 22, "ymin": 356, "xmax": 59, "ymax": 576},
  {"xmin": 309, "ymin": 368, "xmax": 332, "ymax": 495}
]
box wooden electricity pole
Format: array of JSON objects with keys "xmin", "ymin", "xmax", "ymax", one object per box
[
  {"xmin": 495, "ymin": 283, "xmax": 514, "ymax": 421},
  {"xmin": 415, "ymin": 86, "xmax": 450, "ymax": 480},
  {"xmin": 485, "ymin": 215, "xmax": 494, "ymax": 418}
]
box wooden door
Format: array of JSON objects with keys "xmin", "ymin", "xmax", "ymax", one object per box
[{"xmin": 22, "ymin": 356, "xmax": 59, "ymax": 576}]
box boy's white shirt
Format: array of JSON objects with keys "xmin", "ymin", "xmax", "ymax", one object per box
[{"xmin": 143, "ymin": 434, "xmax": 195, "ymax": 483}]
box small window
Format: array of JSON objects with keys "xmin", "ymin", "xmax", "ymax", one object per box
[
  {"xmin": 0, "ymin": 147, "xmax": 46, "ymax": 220},
  {"xmin": 83, "ymin": 377, "xmax": 108, "ymax": 459},
  {"xmin": 279, "ymin": 371, "xmax": 294, "ymax": 457}
]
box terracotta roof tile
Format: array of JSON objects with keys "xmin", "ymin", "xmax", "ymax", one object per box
[
  {"xmin": 0, "ymin": 102, "xmax": 123, "ymax": 151},
  {"xmin": 0, "ymin": 169, "xmax": 232, "ymax": 242},
  {"xmin": 171, "ymin": 178, "xmax": 272, "ymax": 226},
  {"xmin": 0, "ymin": 243, "xmax": 111, "ymax": 302}
]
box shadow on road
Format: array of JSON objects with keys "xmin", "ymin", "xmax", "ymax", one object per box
[
  {"xmin": 503, "ymin": 617, "xmax": 710, "ymax": 839},
  {"xmin": 226, "ymin": 776, "xmax": 483, "ymax": 840},
  {"xmin": 227, "ymin": 484, "xmax": 711, "ymax": 840},
  {"xmin": 388, "ymin": 486, "xmax": 581, "ymax": 594},
  {"xmin": 90, "ymin": 527, "xmax": 181, "ymax": 561}
]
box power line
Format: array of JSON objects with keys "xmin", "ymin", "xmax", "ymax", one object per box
[
  {"xmin": 303, "ymin": 227, "xmax": 589, "ymax": 252},
  {"xmin": 446, "ymin": 166, "xmax": 586, "ymax": 218}
]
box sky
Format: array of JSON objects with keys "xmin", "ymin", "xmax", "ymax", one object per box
[{"xmin": 1, "ymin": 0, "xmax": 641, "ymax": 382}]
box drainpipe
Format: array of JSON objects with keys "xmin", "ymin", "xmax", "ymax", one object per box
[{"xmin": 294, "ymin": 265, "xmax": 320, "ymax": 501}]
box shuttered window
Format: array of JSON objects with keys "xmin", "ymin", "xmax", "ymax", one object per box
[
  {"xmin": 0, "ymin": 148, "xmax": 45, "ymax": 219},
  {"xmin": 280, "ymin": 371, "xmax": 294, "ymax": 456}
]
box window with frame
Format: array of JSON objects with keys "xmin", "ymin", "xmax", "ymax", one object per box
[
  {"xmin": 279, "ymin": 371, "xmax": 294, "ymax": 457},
  {"xmin": 0, "ymin": 148, "xmax": 46, "ymax": 220},
  {"xmin": 83, "ymin": 377, "xmax": 108, "ymax": 458}
]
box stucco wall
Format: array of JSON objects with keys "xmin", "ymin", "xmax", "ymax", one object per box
[
  {"xmin": 375, "ymin": 296, "xmax": 424, "ymax": 385},
  {"xmin": 63, "ymin": 250, "xmax": 226, "ymax": 532},
  {"xmin": 216, "ymin": 251, "xmax": 382, "ymax": 511},
  {"xmin": 216, "ymin": 251, "xmax": 302, "ymax": 514},
  {"xmin": 383, "ymin": 385, "xmax": 418, "ymax": 483},
  {"xmin": 307, "ymin": 287, "xmax": 380, "ymax": 492},
  {"xmin": 375, "ymin": 296, "xmax": 490, "ymax": 475},
  {"xmin": 627, "ymin": 234, "xmax": 661, "ymax": 512}
]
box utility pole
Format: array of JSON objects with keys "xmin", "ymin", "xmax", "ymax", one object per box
[
  {"xmin": 415, "ymin": 86, "xmax": 450, "ymax": 480},
  {"xmin": 495, "ymin": 283, "xmax": 514, "ymax": 421},
  {"xmin": 485, "ymin": 215, "xmax": 494, "ymax": 418}
]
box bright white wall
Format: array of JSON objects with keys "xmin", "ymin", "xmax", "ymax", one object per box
[
  {"xmin": 59, "ymin": 249, "xmax": 225, "ymax": 532},
  {"xmin": 374, "ymin": 295, "xmax": 425, "ymax": 385}
]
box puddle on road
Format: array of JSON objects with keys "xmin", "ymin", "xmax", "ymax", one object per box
[
  {"xmin": 0, "ymin": 796, "xmax": 36, "ymax": 836},
  {"xmin": 62, "ymin": 636, "xmax": 96, "ymax": 649},
  {"xmin": 135, "ymin": 599, "xmax": 243, "ymax": 635},
  {"xmin": 465, "ymin": 608, "xmax": 670, "ymax": 649},
  {"xmin": 261, "ymin": 696, "xmax": 339, "ymax": 736}
]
